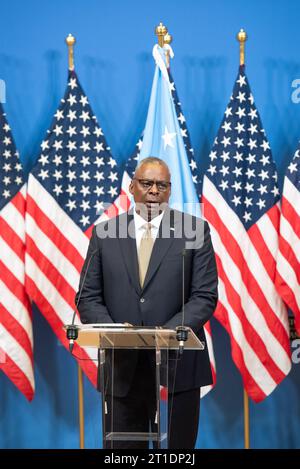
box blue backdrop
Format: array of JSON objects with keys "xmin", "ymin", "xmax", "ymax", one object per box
[{"xmin": 0, "ymin": 0, "xmax": 300, "ymax": 449}]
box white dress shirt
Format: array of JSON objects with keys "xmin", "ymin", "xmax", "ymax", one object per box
[{"xmin": 133, "ymin": 208, "xmax": 164, "ymax": 250}]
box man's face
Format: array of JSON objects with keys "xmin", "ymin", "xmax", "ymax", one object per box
[{"xmin": 129, "ymin": 163, "xmax": 171, "ymax": 219}]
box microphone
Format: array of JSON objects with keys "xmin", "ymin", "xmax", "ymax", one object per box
[
  {"xmin": 176, "ymin": 248, "xmax": 189, "ymax": 355},
  {"xmin": 66, "ymin": 247, "xmax": 99, "ymax": 353}
]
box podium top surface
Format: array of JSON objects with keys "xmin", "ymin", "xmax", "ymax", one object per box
[{"xmin": 68, "ymin": 325, "xmax": 204, "ymax": 351}]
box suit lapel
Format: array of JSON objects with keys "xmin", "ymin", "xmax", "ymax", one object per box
[
  {"xmin": 142, "ymin": 208, "xmax": 175, "ymax": 291},
  {"xmin": 117, "ymin": 208, "xmax": 177, "ymax": 294},
  {"xmin": 117, "ymin": 211, "xmax": 141, "ymax": 296}
]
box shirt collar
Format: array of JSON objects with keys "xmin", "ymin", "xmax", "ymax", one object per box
[{"xmin": 133, "ymin": 207, "xmax": 165, "ymax": 230}]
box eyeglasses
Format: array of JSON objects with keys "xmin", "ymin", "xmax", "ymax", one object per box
[{"xmin": 133, "ymin": 178, "xmax": 171, "ymax": 192}]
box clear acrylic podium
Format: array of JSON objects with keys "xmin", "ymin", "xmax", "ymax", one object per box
[{"xmin": 76, "ymin": 325, "xmax": 204, "ymax": 449}]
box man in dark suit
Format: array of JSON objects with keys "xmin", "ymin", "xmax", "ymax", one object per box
[{"xmin": 76, "ymin": 157, "xmax": 218, "ymax": 449}]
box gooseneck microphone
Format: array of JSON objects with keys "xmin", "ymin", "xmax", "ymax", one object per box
[
  {"xmin": 66, "ymin": 247, "xmax": 99, "ymax": 353},
  {"xmin": 176, "ymin": 248, "xmax": 189, "ymax": 355}
]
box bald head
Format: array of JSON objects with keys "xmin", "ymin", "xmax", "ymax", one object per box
[{"xmin": 134, "ymin": 157, "xmax": 170, "ymax": 180}]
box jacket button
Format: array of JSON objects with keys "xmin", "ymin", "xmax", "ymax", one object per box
[{"xmin": 140, "ymin": 298, "xmax": 145, "ymax": 303}]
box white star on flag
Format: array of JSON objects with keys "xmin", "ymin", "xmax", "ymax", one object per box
[{"xmin": 162, "ymin": 126, "xmax": 177, "ymax": 149}]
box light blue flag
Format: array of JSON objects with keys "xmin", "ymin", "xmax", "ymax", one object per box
[{"xmin": 139, "ymin": 45, "xmax": 200, "ymax": 217}]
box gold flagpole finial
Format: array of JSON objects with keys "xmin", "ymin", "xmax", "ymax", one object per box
[
  {"xmin": 237, "ymin": 29, "xmax": 247, "ymax": 66},
  {"xmin": 155, "ymin": 22, "xmax": 168, "ymax": 47},
  {"xmin": 65, "ymin": 33, "xmax": 76, "ymax": 71},
  {"xmin": 163, "ymin": 32, "xmax": 173, "ymax": 69}
]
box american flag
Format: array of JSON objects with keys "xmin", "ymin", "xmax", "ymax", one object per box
[
  {"xmin": 25, "ymin": 70, "xmax": 120, "ymax": 386},
  {"xmin": 276, "ymin": 146, "xmax": 300, "ymax": 335},
  {"xmin": 202, "ymin": 65, "xmax": 291, "ymax": 402},
  {"xmin": 116, "ymin": 63, "xmax": 216, "ymax": 397},
  {"xmin": 0, "ymin": 103, "xmax": 34, "ymax": 400}
]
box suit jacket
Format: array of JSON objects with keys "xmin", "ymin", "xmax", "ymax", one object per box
[{"xmin": 76, "ymin": 207, "xmax": 218, "ymax": 397}]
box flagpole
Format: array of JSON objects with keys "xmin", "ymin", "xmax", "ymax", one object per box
[
  {"xmin": 78, "ymin": 364, "xmax": 85, "ymax": 449},
  {"xmin": 66, "ymin": 33, "xmax": 76, "ymax": 71},
  {"xmin": 65, "ymin": 32, "xmax": 84, "ymax": 449},
  {"xmin": 243, "ymin": 390, "xmax": 250, "ymax": 449},
  {"xmin": 155, "ymin": 22, "xmax": 167, "ymax": 47},
  {"xmin": 237, "ymin": 28, "xmax": 247, "ymax": 66},
  {"xmin": 237, "ymin": 27, "xmax": 250, "ymax": 450}
]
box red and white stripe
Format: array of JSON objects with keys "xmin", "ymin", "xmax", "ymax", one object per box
[
  {"xmin": 0, "ymin": 185, "xmax": 35, "ymax": 400},
  {"xmin": 276, "ymin": 176, "xmax": 300, "ymax": 334},
  {"xmin": 25, "ymin": 176, "xmax": 100, "ymax": 386},
  {"xmin": 203, "ymin": 176, "xmax": 291, "ymax": 402},
  {"xmin": 25, "ymin": 172, "xmax": 132, "ymax": 388}
]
